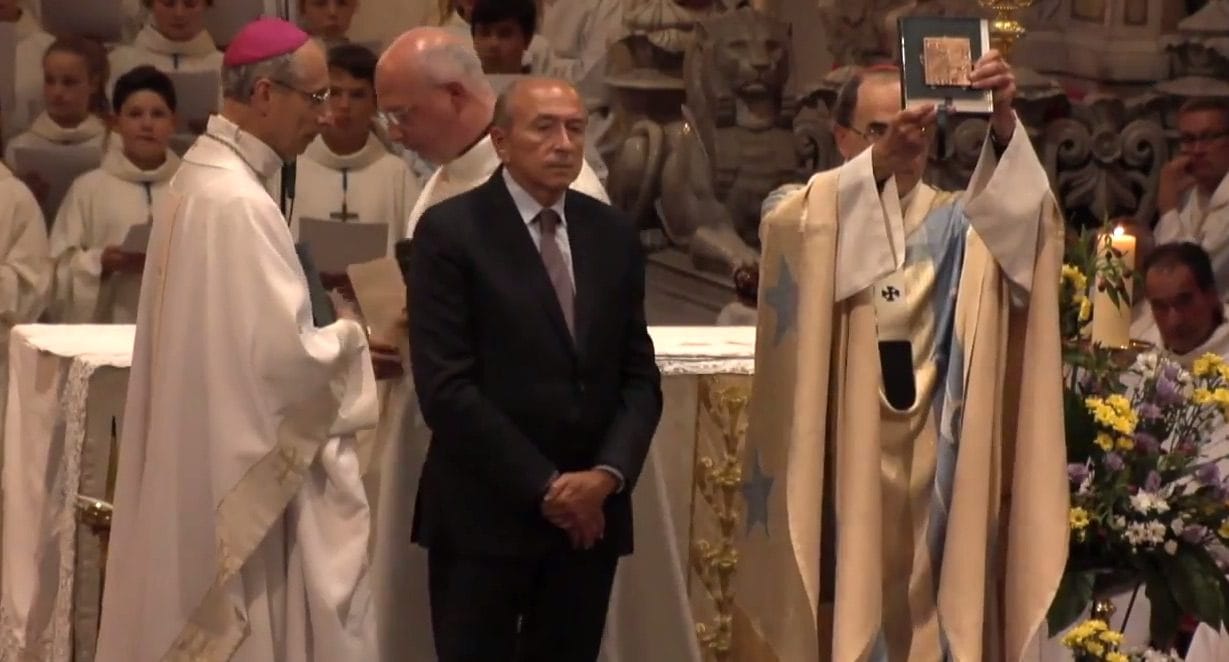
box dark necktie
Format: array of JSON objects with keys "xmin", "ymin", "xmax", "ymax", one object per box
[{"xmin": 535, "ymin": 209, "xmax": 574, "ymax": 338}]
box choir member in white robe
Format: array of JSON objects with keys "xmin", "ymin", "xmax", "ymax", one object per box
[
  {"xmin": 108, "ymin": 0, "xmax": 224, "ymax": 131},
  {"xmin": 5, "ymin": 36, "xmax": 110, "ymax": 222},
  {"xmin": 94, "ymin": 19, "xmax": 381, "ymax": 661},
  {"xmin": 0, "ymin": 160, "xmax": 51, "ymax": 443},
  {"xmin": 48, "ymin": 66, "xmax": 180, "ymax": 324},
  {"xmin": 371, "ymin": 30, "xmax": 606, "ymax": 660},
  {"xmin": 278, "ymin": 43, "xmax": 420, "ymax": 255},
  {"xmin": 443, "ymin": 0, "xmax": 552, "ymax": 76},
  {"xmin": 298, "ymin": 0, "xmax": 360, "ymax": 51},
  {"xmin": 0, "ymin": 0, "xmax": 55, "ymax": 142},
  {"xmin": 1150, "ymin": 98, "xmax": 1229, "ymax": 298}
]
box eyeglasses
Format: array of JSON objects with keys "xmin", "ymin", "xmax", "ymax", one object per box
[
  {"xmin": 375, "ymin": 108, "xmax": 410, "ymax": 131},
  {"xmin": 269, "ymin": 79, "xmax": 330, "ymax": 107},
  {"xmin": 1178, "ymin": 130, "xmax": 1229, "ymax": 148},
  {"xmin": 845, "ymin": 122, "xmax": 888, "ymax": 142}
]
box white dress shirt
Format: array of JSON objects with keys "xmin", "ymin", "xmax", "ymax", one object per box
[{"xmin": 502, "ymin": 167, "xmax": 574, "ymax": 285}]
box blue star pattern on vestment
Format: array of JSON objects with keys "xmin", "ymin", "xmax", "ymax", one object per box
[
  {"xmin": 741, "ymin": 448, "xmax": 774, "ymax": 536},
  {"xmin": 763, "ymin": 254, "xmax": 797, "ymax": 346}
]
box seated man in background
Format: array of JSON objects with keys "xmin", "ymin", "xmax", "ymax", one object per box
[
  {"xmin": 1138, "ymin": 241, "xmax": 1229, "ymax": 365},
  {"xmin": 1149, "ymin": 98, "xmax": 1229, "ymax": 296}
]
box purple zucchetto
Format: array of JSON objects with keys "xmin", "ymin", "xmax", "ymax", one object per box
[{"xmin": 223, "ymin": 18, "xmax": 310, "ymax": 68}]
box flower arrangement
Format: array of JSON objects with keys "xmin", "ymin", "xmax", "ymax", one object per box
[
  {"xmin": 1061, "ymin": 618, "xmax": 1185, "ymax": 661},
  {"xmin": 1050, "ymin": 229, "xmax": 1229, "ymax": 647}
]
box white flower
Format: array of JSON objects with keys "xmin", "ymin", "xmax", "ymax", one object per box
[
  {"xmin": 1164, "ymin": 540, "xmax": 1179, "ymax": 555},
  {"xmin": 1131, "ymin": 491, "xmax": 1171, "ymax": 515},
  {"xmin": 1170, "ymin": 518, "xmax": 1185, "ymax": 535},
  {"xmin": 1111, "ymin": 515, "xmax": 1126, "ymax": 530}
]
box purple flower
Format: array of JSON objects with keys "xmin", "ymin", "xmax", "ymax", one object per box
[
  {"xmin": 1138, "ymin": 402, "xmax": 1163, "ymax": 421},
  {"xmin": 1196, "ymin": 463, "xmax": 1222, "ymax": 486},
  {"xmin": 1104, "ymin": 452, "xmax": 1125, "ymax": 472},
  {"xmin": 1163, "ymin": 361, "xmax": 1182, "ymax": 382},
  {"xmin": 1183, "ymin": 524, "xmax": 1208, "ymax": 544},
  {"xmin": 1145, "ymin": 470, "xmax": 1163, "ymax": 492},
  {"xmin": 1134, "ymin": 432, "xmax": 1160, "ymax": 454},
  {"xmin": 1068, "ymin": 463, "xmax": 1090, "ymax": 484},
  {"xmin": 1155, "ymin": 376, "xmax": 1183, "ymax": 406},
  {"xmin": 1178, "ymin": 441, "xmax": 1198, "ymax": 456}
]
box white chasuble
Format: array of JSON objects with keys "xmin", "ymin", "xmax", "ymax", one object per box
[
  {"xmin": 1154, "ymin": 172, "xmax": 1229, "ymax": 300},
  {"xmin": 738, "ymin": 120, "xmax": 1069, "ymax": 662},
  {"xmin": 281, "ymin": 133, "xmax": 422, "ymax": 256},
  {"xmin": 94, "ymin": 114, "xmax": 379, "ymax": 662},
  {"xmin": 48, "ymin": 148, "xmax": 179, "ymax": 323},
  {"xmin": 373, "ymin": 133, "xmax": 608, "ymax": 662},
  {"xmin": 0, "ymin": 160, "xmax": 51, "ymax": 441},
  {"xmin": 3, "ymin": 8, "xmax": 55, "ymax": 142}
]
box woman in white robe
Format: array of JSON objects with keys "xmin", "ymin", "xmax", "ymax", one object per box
[
  {"xmin": 108, "ymin": 0, "xmax": 223, "ymax": 130},
  {"xmin": 283, "ymin": 43, "xmax": 420, "ymax": 257},
  {"xmin": 0, "ymin": 0, "xmax": 55, "ymax": 142},
  {"xmin": 0, "ymin": 160, "xmax": 51, "ymax": 436},
  {"xmin": 4, "ymin": 36, "xmax": 110, "ymax": 221},
  {"xmin": 49, "ymin": 65, "xmax": 179, "ymax": 324}
]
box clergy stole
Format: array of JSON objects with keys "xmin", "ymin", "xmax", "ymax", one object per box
[{"xmin": 733, "ymin": 147, "xmax": 1069, "ymax": 660}]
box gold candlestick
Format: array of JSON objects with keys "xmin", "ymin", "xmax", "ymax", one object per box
[{"xmin": 977, "ymin": 0, "xmax": 1036, "ymax": 58}]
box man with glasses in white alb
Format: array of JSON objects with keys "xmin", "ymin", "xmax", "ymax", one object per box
[
  {"xmin": 96, "ymin": 18, "xmax": 383, "ymax": 662},
  {"xmin": 1151, "ymin": 98, "xmax": 1229, "ymax": 298}
]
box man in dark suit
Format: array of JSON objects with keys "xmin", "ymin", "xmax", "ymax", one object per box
[{"xmin": 406, "ymin": 77, "xmax": 663, "ymax": 661}]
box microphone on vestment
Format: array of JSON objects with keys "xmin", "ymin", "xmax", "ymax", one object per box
[{"xmin": 280, "ymin": 161, "xmax": 297, "ymax": 221}]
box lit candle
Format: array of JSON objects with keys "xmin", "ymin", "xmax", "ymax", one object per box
[{"xmin": 1090, "ymin": 226, "xmax": 1136, "ymax": 349}]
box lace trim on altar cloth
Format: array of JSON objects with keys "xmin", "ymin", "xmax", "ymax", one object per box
[
  {"xmin": 0, "ymin": 360, "xmax": 100, "ymax": 662},
  {"xmin": 657, "ymin": 356, "xmax": 755, "ymax": 376}
]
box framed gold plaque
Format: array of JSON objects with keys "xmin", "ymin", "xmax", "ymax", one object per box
[{"xmin": 898, "ymin": 16, "xmax": 992, "ymax": 115}]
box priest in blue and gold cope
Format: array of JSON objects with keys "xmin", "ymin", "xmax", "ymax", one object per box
[{"xmin": 738, "ymin": 56, "xmax": 1070, "ymax": 661}]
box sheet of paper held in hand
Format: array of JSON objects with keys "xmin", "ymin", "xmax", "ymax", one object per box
[
  {"xmin": 298, "ymin": 217, "xmax": 388, "ymax": 274},
  {"xmin": 347, "ymin": 256, "xmax": 407, "ymax": 348},
  {"xmin": 119, "ymin": 223, "xmax": 151, "ymax": 254},
  {"xmin": 41, "ymin": 0, "xmax": 123, "ymax": 43},
  {"xmin": 167, "ymin": 70, "xmax": 220, "ymax": 133},
  {"xmin": 13, "ymin": 144, "xmax": 102, "ymax": 221},
  {"xmin": 0, "ymin": 23, "xmax": 15, "ymax": 127}
]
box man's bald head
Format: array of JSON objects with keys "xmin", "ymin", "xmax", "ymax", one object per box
[{"xmin": 374, "ymin": 27, "xmax": 496, "ymax": 163}]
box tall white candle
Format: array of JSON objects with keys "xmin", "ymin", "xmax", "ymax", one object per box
[{"xmin": 1090, "ymin": 226, "xmax": 1136, "ymax": 349}]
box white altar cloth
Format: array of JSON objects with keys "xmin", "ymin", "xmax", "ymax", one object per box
[{"xmin": 1, "ymin": 324, "xmax": 134, "ymax": 662}]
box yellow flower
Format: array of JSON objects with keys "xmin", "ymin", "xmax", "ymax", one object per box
[
  {"xmin": 1104, "ymin": 435, "xmax": 1121, "ymax": 450},
  {"xmin": 1116, "ymin": 435, "xmax": 1135, "ymax": 451},
  {"xmin": 1085, "ymin": 641, "xmax": 1105, "ymax": 656},
  {"xmin": 1194, "ymin": 353, "xmax": 1225, "ymax": 378},
  {"xmin": 1070, "ymin": 507, "xmax": 1090, "ymax": 530},
  {"xmin": 1107, "ymin": 653, "xmax": 1129, "ymax": 662},
  {"xmin": 1214, "ymin": 388, "xmax": 1229, "ymax": 407},
  {"xmin": 1062, "ymin": 264, "xmax": 1088, "ymax": 293},
  {"xmin": 1194, "ymin": 388, "xmax": 1214, "ymax": 406},
  {"xmin": 1078, "ymin": 296, "xmax": 1092, "ymax": 322},
  {"xmin": 1099, "ymin": 629, "xmax": 1124, "ymax": 645},
  {"xmin": 1219, "ymin": 519, "xmax": 1229, "ymax": 539},
  {"xmin": 1218, "ymin": 363, "xmax": 1229, "ymax": 383}
]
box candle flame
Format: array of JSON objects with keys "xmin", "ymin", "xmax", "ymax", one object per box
[{"xmin": 1112, "ymin": 225, "xmax": 1125, "ymax": 237}]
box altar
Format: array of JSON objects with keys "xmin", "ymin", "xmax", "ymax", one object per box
[{"xmin": 0, "ymin": 324, "xmax": 757, "ymax": 662}]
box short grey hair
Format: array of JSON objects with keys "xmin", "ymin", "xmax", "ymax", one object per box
[
  {"xmin": 221, "ymin": 53, "xmax": 301, "ymax": 102},
  {"xmin": 417, "ymin": 41, "xmax": 494, "ymax": 103}
]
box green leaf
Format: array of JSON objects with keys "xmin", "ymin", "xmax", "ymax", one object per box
[
  {"xmin": 1048, "ymin": 570, "xmax": 1095, "ymax": 635},
  {"xmin": 1159, "ymin": 550, "xmax": 1224, "ymax": 626},
  {"xmin": 1143, "ymin": 564, "xmax": 1181, "ymax": 647}
]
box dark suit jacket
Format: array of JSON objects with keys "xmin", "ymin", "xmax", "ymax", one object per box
[{"xmin": 407, "ymin": 171, "xmax": 663, "ymax": 558}]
